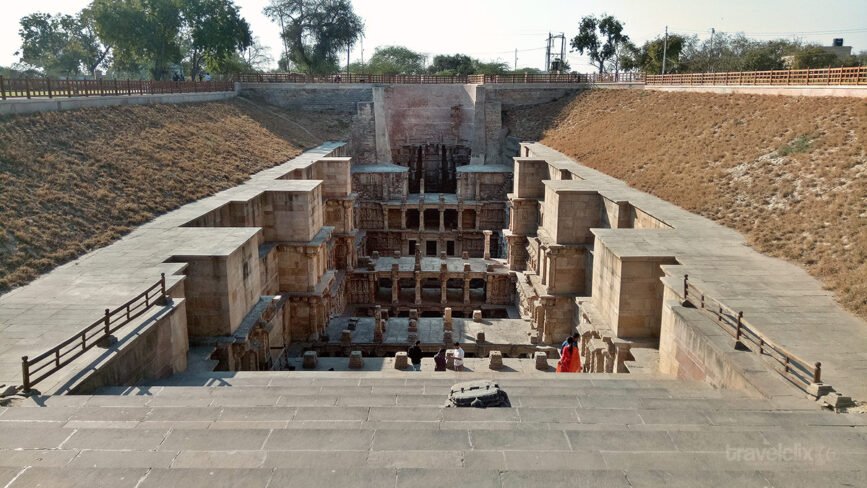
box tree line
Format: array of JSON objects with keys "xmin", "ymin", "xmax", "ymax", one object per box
[
  {"xmin": 11, "ymin": 0, "xmax": 267, "ymax": 80},
  {"xmin": 571, "ymin": 14, "xmax": 867, "ymax": 75},
  {"xmin": 7, "ymin": 2, "xmax": 865, "ymax": 80}
]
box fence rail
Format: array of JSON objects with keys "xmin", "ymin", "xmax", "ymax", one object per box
[
  {"xmin": 0, "ymin": 77, "xmax": 235, "ymax": 100},
  {"xmin": 237, "ymin": 72, "xmax": 645, "ymax": 85},
  {"xmin": 682, "ymin": 274, "xmax": 822, "ymax": 392},
  {"xmin": 647, "ymin": 66, "xmax": 867, "ymax": 86},
  {"xmin": 20, "ymin": 274, "xmax": 169, "ymax": 393}
]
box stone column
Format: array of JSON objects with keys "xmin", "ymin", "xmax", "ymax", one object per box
[
  {"xmin": 401, "ymin": 207, "xmax": 407, "ymax": 229},
  {"xmin": 439, "ymin": 209, "xmax": 445, "ymax": 232},
  {"xmin": 414, "ymin": 272, "xmax": 422, "ymax": 305},
  {"xmin": 463, "ymin": 262, "xmax": 471, "ymax": 304},
  {"xmin": 440, "ymin": 262, "xmax": 448, "ymax": 305},
  {"xmin": 457, "ymin": 201, "xmax": 464, "ymax": 231},
  {"xmin": 546, "ymin": 248, "xmax": 557, "ymax": 293},
  {"xmin": 391, "ymin": 262, "xmax": 400, "ymax": 304},
  {"xmin": 483, "ymin": 230, "xmax": 493, "ymax": 260},
  {"xmin": 383, "ymin": 208, "xmax": 389, "ymax": 230}
]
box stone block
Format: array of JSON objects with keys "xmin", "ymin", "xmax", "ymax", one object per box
[
  {"xmin": 473, "ymin": 310, "xmax": 483, "ymax": 322},
  {"xmin": 462, "ymin": 251, "xmax": 469, "ymax": 260},
  {"xmin": 529, "ymin": 331, "xmax": 540, "ymax": 344},
  {"xmin": 394, "ymin": 351, "xmax": 408, "ymax": 370},
  {"xmin": 408, "ymin": 319, "xmax": 418, "ymax": 332},
  {"xmin": 440, "ymin": 251, "xmax": 447, "ymax": 260},
  {"xmin": 302, "ymin": 351, "xmax": 318, "ymax": 369},
  {"xmin": 380, "ymin": 319, "xmax": 387, "ymax": 332},
  {"xmin": 443, "ymin": 330, "xmax": 453, "ymax": 344},
  {"xmin": 446, "ymin": 351, "xmax": 455, "ymax": 370},
  {"xmin": 489, "ymin": 351, "xmax": 503, "ymax": 370},
  {"xmin": 349, "ymin": 351, "xmax": 364, "ymax": 369},
  {"xmin": 534, "ymin": 352, "xmax": 549, "ymax": 371},
  {"xmin": 340, "ymin": 329, "xmax": 352, "ymax": 347},
  {"xmin": 372, "ymin": 251, "xmax": 379, "ymax": 260},
  {"xmin": 477, "ymin": 331, "xmax": 486, "ymax": 342},
  {"xmin": 409, "ymin": 309, "xmax": 418, "ymax": 320}
]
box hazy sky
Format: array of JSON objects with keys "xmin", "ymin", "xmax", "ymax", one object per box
[{"xmin": 1, "ymin": 0, "xmax": 865, "ymax": 72}]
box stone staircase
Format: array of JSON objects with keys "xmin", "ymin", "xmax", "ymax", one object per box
[{"xmin": 0, "ymin": 362, "xmax": 865, "ymax": 487}]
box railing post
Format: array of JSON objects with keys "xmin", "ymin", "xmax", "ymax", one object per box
[
  {"xmin": 735, "ymin": 311, "xmax": 743, "ymax": 342},
  {"xmin": 160, "ymin": 273, "xmax": 168, "ymax": 303},
  {"xmin": 21, "ymin": 356, "xmax": 30, "ymax": 393},
  {"xmin": 46, "ymin": 78, "xmax": 53, "ymax": 99},
  {"xmin": 813, "ymin": 361, "xmax": 821, "ymax": 383},
  {"xmin": 66, "ymin": 78, "xmax": 72, "ymax": 98},
  {"xmin": 0, "ymin": 75, "xmax": 5, "ymax": 100},
  {"xmin": 104, "ymin": 308, "xmax": 111, "ymax": 335},
  {"xmin": 25, "ymin": 78, "xmax": 31, "ymax": 99},
  {"xmin": 683, "ymin": 274, "xmax": 689, "ymax": 301},
  {"xmin": 784, "ymin": 356, "xmax": 790, "ymax": 374}
]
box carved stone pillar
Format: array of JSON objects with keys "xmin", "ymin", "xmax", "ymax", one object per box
[
  {"xmin": 483, "ymin": 230, "xmax": 493, "ymax": 260},
  {"xmin": 547, "ymin": 248, "xmax": 557, "ymax": 293},
  {"xmin": 414, "ymin": 271, "xmax": 422, "ymax": 305},
  {"xmin": 391, "ymin": 263, "xmax": 399, "ymax": 304},
  {"xmin": 440, "ymin": 262, "xmax": 448, "ymax": 305},
  {"xmin": 383, "ymin": 207, "xmax": 389, "ymax": 231}
]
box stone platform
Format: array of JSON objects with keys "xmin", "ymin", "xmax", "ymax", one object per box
[{"xmin": 0, "ymin": 365, "xmax": 864, "ymax": 487}]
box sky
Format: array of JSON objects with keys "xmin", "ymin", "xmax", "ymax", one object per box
[{"xmin": 1, "ymin": 0, "xmax": 866, "ymax": 73}]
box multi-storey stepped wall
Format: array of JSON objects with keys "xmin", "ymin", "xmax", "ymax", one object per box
[{"xmin": 506, "ymin": 142, "xmax": 867, "ymax": 403}]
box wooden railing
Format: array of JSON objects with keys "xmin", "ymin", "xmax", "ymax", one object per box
[
  {"xmin": 647, "ymin": 66, "xmax": 867, "ymax": 86},
  {"xmin": 682, "ymin": 274, "xmax": 822, "ymax": 392},
  {"xmin": 237, "ymin": 72, "xmax": 645, "ymax": 84},
  {"xmin": 20, "ymin": 274, "xmax": 170, "ymax": 393},
  {"xmin": 0, "ymin": 77, "xmax": 235, "ymax": 100}
]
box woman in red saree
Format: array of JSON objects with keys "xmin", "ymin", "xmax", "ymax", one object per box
[{"xmin": 556, "ymin": 336, "xmax": 582, "ymax": 373}]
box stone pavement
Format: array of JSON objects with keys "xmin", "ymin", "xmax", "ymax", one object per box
[{"xmin": 0, "ymin": 363, "xmax": 864, "ymax": 487}]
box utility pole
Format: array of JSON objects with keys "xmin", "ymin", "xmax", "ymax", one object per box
[
  {"xmin": 709, "ymin": 28, "xmax": 716, "ymax": 72},
  {"xmin": 514, "ymin": 48, "xmax": 518, "ymax": 71},
  {"xmin": 661, "ymin": 26, "xmax": 669, "ymax": 75},
  {"xmin": 545, "ymin": 33, "xmax": 552, "ymax": 72}
]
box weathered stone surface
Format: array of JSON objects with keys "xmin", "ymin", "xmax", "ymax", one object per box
[
  {"xmin": 489, "ymin": 351, "xmax": 503, "ymax": 370},
  {"xmin": 394, "ymin": 352, "xmax": 408, "ymax": 370},
  {"xmin": 302, "ymin": 351, "xmax": 318, "ymax": 369},
  {"xmin": 534, "ymin": 352, "xmax": 548, "ymax": 371},
  {"xmin": 349, "ymin": 351, "xmax": 364, "ymax": 369}
]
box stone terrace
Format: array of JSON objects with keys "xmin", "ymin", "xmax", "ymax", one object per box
[
  {"xmin": 0, "ymin": 143, "xmax": 344, "ymax": 393},
  {"xmin": 0, "ymin": 362, "xmax": 865, "ymax": 487},
  {"xmin": 522, "ymin": 143, "xmax": 867, "ymax": 402}
]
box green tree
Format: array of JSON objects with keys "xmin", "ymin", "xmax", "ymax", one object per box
[
  {"xmin": 182, "ymin": 0, "xmax": 252, "ymax": 79},
  {"xmin": 622, "ymin": 34, "xmax": 686, "ymax": 74},
  {"xmin": 570, "ymin": 14, "xmax": 629, "ymax": 73},
  {"xmin": 366, "ymin": 45, "xmax": 426, "ymax": 75},
  {"xmin": 264, "ymin": 0, "xmax": 363, "ymax": 74},
  {"xmin": 792, "ymin": 46, "xmax": 840, "ymax": 69},
  {"xmin": 428, "ymin": 54, "xmax": 475, "ymax": 75},
  {"xmin": 92, "ymin": 0, "xmax": 184, "ymax": 80},
  {"xmin": 16, "ymin": 10, "xmax": 111, "ymax": 77},
  {"xmin": 473, "ymin": 60, "xmax": 509, "ymax": 75}
]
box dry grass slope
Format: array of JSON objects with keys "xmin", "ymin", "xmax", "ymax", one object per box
[
  {"xmin": 506, "ymin": 90, "xmax": 867, "ymax": 320},
  {"xmin": 0, "ymin": 98, "xmax": 349, "ymax": 292}
]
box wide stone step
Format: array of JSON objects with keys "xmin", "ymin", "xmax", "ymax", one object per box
[{"xmin": 3, "ymin": 466, "xmax": 863, "ymax": 488}]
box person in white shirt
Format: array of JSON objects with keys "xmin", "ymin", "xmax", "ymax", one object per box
[{"xmin": 452, "ymin": 342, "xmax": 465, "ymax": 371}]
